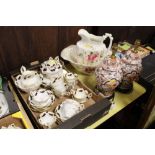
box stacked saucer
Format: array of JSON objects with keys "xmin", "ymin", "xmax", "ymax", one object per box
[{"xmin": 28, "ymin": 89, "xmax": 55, "ymax": 112}]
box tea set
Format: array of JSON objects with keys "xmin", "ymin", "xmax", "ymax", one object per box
[{"xmin": 15, "ymin": 56, "xmax": 92, "ymax": 128}]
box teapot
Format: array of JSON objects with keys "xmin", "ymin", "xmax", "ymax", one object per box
[
  {"xmin": 40, "ymin": 56, "xmax": 63, "ymax": 82},
  {"xmin": 61, "ymin": 29, "xmax": 114, "ymax": 74},
  {"xmin": 15, "ymin": 66, "xmax": 43, "ymax": 93},
  {"xmin": 71, "ymin": 88, "xmax": 92, "ymax": 103}
]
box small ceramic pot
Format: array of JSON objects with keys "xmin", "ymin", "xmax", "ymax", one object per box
[
  {"xmin": 71, "ymin": 88, "xmax": 92, "ymax": 103},
  {"xmin": 15, "ymin": 66, "xmax": 43, "ymax": 93},
  {"xmin": 28, "ymin": 89, "xmax": 55, "ymax": 112},
  {"xmin": 64, "ymin": 72, "xmax": 78, "ymax": 90},
  {"xmin": 95, "ymin": 57, "xmax": 123, "ymax": 98},
  {"xmin": 55, "ymin": 99, "xmax": 84, "ymax": 122},
  {"xmin": 38, "ymin": 112, "xmax": 57, "ymax": 129},
  {"xmin": 117, "ymin": 50, "xmax": 142, "ymax": 93}
]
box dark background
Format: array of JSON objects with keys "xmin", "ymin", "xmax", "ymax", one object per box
[{"xmin": 0, "ymin": 26, "xmax": 155, "ymax": 75}]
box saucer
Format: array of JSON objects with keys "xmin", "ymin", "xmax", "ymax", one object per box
[{"xmin": 28, "ymin": 89, "xmax": 55, "ymax": 112}]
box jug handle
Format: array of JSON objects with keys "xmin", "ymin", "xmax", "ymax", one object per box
[{"xmin": 103, "ymin": 33, "xmax": 113, "ymax": 54}]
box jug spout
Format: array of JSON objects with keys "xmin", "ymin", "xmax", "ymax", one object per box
[{"xmin": 78, "ymin": 29, "xmax": 90, "ymax": 41}]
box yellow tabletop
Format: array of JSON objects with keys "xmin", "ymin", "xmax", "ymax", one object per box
[{"xmin": 67, "ymin": 65, "xmax": 146, "ymax": 129}]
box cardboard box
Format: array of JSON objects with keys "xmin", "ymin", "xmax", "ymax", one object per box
[
  {"xmin": 10, "ymin": 61, "xmax": 111, "ymax": 129},
  {"xmin": 0, "ymin": 111, "xmax": 27, "ymax": 129}
]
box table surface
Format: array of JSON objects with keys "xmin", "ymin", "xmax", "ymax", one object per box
[{"xmin": 67, "ymin": 65, "xmax": 146, "ymax": 129}]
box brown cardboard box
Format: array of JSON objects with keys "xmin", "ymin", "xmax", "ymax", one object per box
[
  {"xmin": 0, "ymin": 113, "xmax": 26, "ymax": 129},
  {"xmin": 10, "ymin": 61, "xmax": 111, "ymax": 129}
]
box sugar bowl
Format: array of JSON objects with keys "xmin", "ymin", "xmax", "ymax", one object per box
[
  {"xmin": 15, "ymin": 66, "xmax": 43, "ymax": 93},
  {"xmin": 38, "ymin": 112, "xmax": 57, "ymax": 129},
  {"xmin": 71, "ymin": 88, "xmax": 92, "ymax": 103}
]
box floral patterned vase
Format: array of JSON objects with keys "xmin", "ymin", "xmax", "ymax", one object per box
[
  {"xmin": 117, "ymin": 49, "xmax": 142, "ymax": 93},
  {"xmin": 95, "ymin": 56, "xmax": 123, "ymax": 98}
]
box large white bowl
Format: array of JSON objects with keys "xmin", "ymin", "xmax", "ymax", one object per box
[{"xmin": 61, "ymin": 45, "xmax": 103, "ymax": 75}]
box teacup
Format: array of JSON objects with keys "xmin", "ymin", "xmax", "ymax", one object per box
[
  {"xmin": 38, "ymin": 112, "xmax": 57, "ymax": 129},
  {"xmin": 71, "ymin": 88, "xmax": 92, "ymax": 103},
  {"xmin": 51, "ymin": 77, "xmax": 68, "ymax": 97},
  {"xmin": 55, "ymin": 99, "xmax": 84, "ymax": 122}
]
